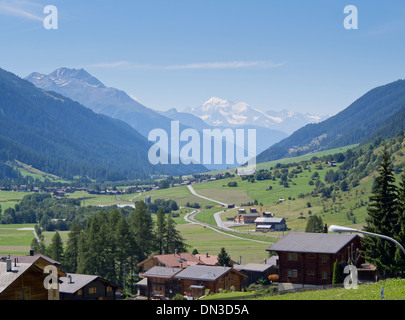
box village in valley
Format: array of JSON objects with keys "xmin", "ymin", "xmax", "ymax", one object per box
[{"xmin": 2, "ymin": 138, "xmax": 404, "ymax": 301}]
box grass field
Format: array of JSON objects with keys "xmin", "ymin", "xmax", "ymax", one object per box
[
  {"xmin": 178, "ymin": 223, "xmax": 274, "ymax": 264},
  {"xmin": 202, "ymin": 278, "xmax": 405, "ymax": 300}
]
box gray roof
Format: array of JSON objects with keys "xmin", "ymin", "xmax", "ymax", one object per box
[
  {"xmin": 267, "ymin": 232, "xmax": 359, "ymax": 254},
  {"xmin": 142, "ymin": 266, "xmax": 182, "ymax": 279},
  {"xmin": 255, "ymin": 218, "xmax": 285, "ymax": 223},
  {"xmin": 0, "ymin": 262, "xmax": 32, "ymax": 294},
  {"xmin": 234, "ymin": 263, "xmax": 274, "ymax": 272},
  {"xmin": 59, "ymin": 273, "xmax": 99, "ymax": 294},
  {"xmin": 174, "ymin": 265, "xmax": 231, "ymax": 281}
]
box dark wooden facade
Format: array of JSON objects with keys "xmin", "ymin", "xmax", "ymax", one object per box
[
  {"xmin": 59, "ymin": 274, "xmax": 120, "ymax": 300},
  {"xmin": 275, "ymin": 236, "xmax": 363, "ymax": 286},
  {"xmin": 177, "ymin": 269, "xmax": 246, "ymax": 298},
  {"xmin": 0, "ymin": 264, "xmax": 49, "ymax": 300},
  {"xmin": 145, "ymin": 277, "xmax": 182, "ymax": 299}
]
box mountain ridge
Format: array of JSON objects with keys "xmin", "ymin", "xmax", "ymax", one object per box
[
  {"xmin": 256, "ymin": 79, "xmax": 405, "ymax": 163},
  {"xmin": 0, "ymin": 67, "xmax": 206, "ymax": 181}
]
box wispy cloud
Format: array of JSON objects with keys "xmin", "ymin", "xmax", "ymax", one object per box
[
  {"xmin": 0, "ymin": 0, "xmax": 43, "ymax": 22},
  {"xmin": 86, "ymin": 60, "xmax": 285, "ymax": 71}
]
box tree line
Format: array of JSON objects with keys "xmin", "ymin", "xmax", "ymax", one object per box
[{"xmin": 32, "ymin": 201, "xmax": 188, "ymax": 293}]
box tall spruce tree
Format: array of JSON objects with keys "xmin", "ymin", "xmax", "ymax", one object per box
[
  {"xmin": 164, "ymin": 213, "xmax": 188, "ymax": 254},
  {"xmin": 216, "ymin": 247, "xmax": 233, "ymax": 267},
  {"xmin": 129, "ymin": 201, "xmax": 156, "ymax": 262},
  {"xmin": 115, "ymin": 211, "xmax": 136, "ymax": 287},
  {"xmin": 63, "ymin": 222, "xmax": 83, "ymax": 273},
  {"xmin": 156, "ymin": 208, "xmax": 166, "ymax": 254},
  {"xmin": 362, "ymin": 146, "xmax": 400, "ymax": 276},
  {"xmin": 48, "ymin": 231, "xmax": 64, "ymax": 262}
]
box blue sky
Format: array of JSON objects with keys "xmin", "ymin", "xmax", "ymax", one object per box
[{"xmin": 1, "ymin": 0, "xmax": 405, "ymax": 115}]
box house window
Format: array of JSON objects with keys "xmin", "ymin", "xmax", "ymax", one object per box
[
  {"xmin": 288, "ymin": 253, "xmax": 298, "ymax": 261},
  {"xmin": 107, "ymin": 286, "xmax": 113, "ymax": 293},
  {"xmin": 77, "ymin": 290, "xmax": 83, "ymax": 295},
  {"xmin": 322, "ymin": 255, "xmax": 328, "ymax": 263},
  {"xmin": 322, "ymin": 271, "xmax": 328, "ymax": 280},
  {"xmin": 307, "ymin": 270, "xmax": 315, "ymax": 276},
  {"xmin": 287, "ymin": 269, "xmax": 298, "ymax": 277},
  {"xmin": 89, "ymin": 287, "xmax": 97, "ymax": 294},
  {"xmin": 307, "ymin": 254, "xmax": 315, "ymax": 259}
]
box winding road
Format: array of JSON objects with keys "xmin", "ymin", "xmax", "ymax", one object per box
[{"xmin": 185, "ymin": 185, "xmax": 270, "ymax": 244}]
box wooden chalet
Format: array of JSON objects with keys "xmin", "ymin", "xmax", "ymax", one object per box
[
  {"xmin": 137, "ymin": 266, "xmax": 182, "ymax": 299},
  {"xmin": 0, "ymin": 252, "xmax": 65, "ymax": 300},
  {"xmin": 234, "ymin": 262, "xmax": 278, "ymax": 287},
  {"xmin": 59, "ymin": 273, "xmax": 121, "ymax": 300},
  {"xmin": 174, "ymin": 265, "xmax": 247, "ymax": 299},
  {"xmin": 267, "ymin": 232, "xmax": 364, "ymax": 286},
  {"xmin": 255, "ymin": 217, "xmax": 287, "ymax": 232}
]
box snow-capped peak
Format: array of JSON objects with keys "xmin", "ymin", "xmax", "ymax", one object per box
[
  {"xmin": 201, "ymin": 97, "xmax": 231, "ymax": 112},
  {"xmin": 188, "ymin": 97, "xmax": 330, "ymax": 134}
]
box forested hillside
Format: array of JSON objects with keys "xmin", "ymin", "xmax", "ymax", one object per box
[
  {"xmin": 257, "ymin": 79, "xmax": 405, "ymax": 163},
  {"xmin": 0, "ymin": 68, "xmax": 206, "ymax": 181}
]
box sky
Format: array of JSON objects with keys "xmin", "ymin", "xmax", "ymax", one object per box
[{"xmin": 1, "ymin": 0, "xmax": 405, "ymax": 115}]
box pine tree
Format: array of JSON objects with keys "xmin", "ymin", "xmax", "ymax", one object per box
[
  {"xmin": 115, "ymin": 212, "xmax": 135, "ymax": 287},
  {"xmin": 47, "ymin": 231, "xmax": 64, "ymax": 262},
  {"xmin": 305, "ymin": 215, "xmax": 324, "ymax": 233},
  {"xmin": 362, "ymin": 146, "xmax": 400, "ymax": 276},
  {"xmin": 63, "ymin": 222, "xmax": 83, "ymax": 273},
  {"xmin": 156, "ymin": 208, "xmax": 166, "ymax": 254},
  {"xmin": 216, "ymin": 247, "xmax": 233, "ymax": 267},
  {"xmin": 129, "ymin": 201, "xmax": 156, "ymax": 262},
  {"xmin": 164, "ymin": 213, "xmax": 188, "ymax": 254}
]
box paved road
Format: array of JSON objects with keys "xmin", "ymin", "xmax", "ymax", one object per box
[
  {"xmin": 185, "ymin": 185, "xmax": 270, "ymax": 244},
  {"xmin": 187, "ymin": 185, "xmax": 227, "ymax": 207}
]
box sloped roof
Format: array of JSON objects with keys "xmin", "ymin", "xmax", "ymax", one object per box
[
  {"xmin": 194, "ymin": 254, "xmax": 219, "ymax": 266},
  {"xmin": 0, "ymin": 253, "xmax": 60, "ymax": 266},
  {"xmin": 139, "ymin": 252, "xmax": 202, "ymax": 268},
  {"xmin": 174, "ymin": 265, "xmax": 231, "ymax": 281},
  {"xmin": 255, "ymin": 218, "xmax": 285, "ymax": 223},
  {"xmin": 142, "ymin": 266, "xmax": 182, "ymax": 279},
  {"xmin": 59, "ymin": 274, "xmax": 100, "ymax": 294},
  {"xmin": 234, "ymin": 263, "xmax": 274, "ymax": 273},
  {"xmin": 0, "ymin": 262, "xmax": 32, "ymax": 294},
  {"xmin": 0, "ymin": 254, "xmax": 65, "ymax": 295},
  {"xmin": 267, "ymin": 232, "xmax": 359, "ymax": 254}
]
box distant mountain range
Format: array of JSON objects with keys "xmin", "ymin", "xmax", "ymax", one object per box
[
  {"xmin": 23, "ymin": 67, "xmax": 405, "ymax": 174},
  {"xmin": 184, "ymin": 97, "xmax": 330, "ymax": 134},
  {"xmin": 25, "ymin": 68, "xmax": 173, "ymax": 138},
  {"xmin": 256, "ymin": 79, "xmax": 405, "ymax": 163},
  {"xmin": 0, "ymin": 68, "xmax": 205, "ymax": 182},
  {"xmin": 25, "ymin": 68, "xmax": 295, "ymax": 168}
]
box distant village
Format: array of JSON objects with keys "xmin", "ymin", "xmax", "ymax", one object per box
[{"xmin": 0, "ymin": 172, "xmax": 235, "ymax": 198}]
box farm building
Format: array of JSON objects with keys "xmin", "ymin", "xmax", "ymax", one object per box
[
  {"xmin": 235, "ymin": 213, "xmax": 261, "ymax": 224},
  {"xmin": 255, "ymin": 217, "xmax": 287, "ymax": 232}
]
